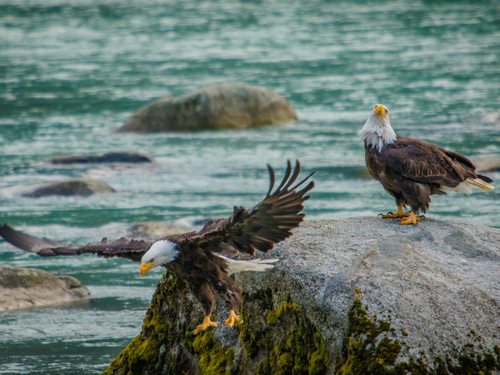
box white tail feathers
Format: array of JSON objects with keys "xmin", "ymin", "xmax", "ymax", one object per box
[
  {"xmin": 215, "ymin": 254, "xmax": 279, "ymax": 275},
  {"xmin": 466, "ymin": 178, "xmax": 495, "ymax": 191},
  {"xmin": 446, "ymin": 178, "xmax": 495, "ymax": 195}
]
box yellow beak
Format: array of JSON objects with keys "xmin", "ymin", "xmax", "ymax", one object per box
[
  {"xmin": 140, "ymin": 262, "xmax": 155, "ymax": 277},
  {"xmin": 374, "ymin": 104, "xmax": 386, "ymax": 117}
]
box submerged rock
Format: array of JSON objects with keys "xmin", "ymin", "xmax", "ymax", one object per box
[
  {"xmin": 117, "ymin": 83, "xmax": 297, "ymax": 132},
  {"xmin": 127, "ymin": 222, "xmax": 191, "ymax": 241},
  {"xmin": 0, "ymin": 267, "xmax": 90, "ymax": 311},
  {"xmin": 103, "ymin": 217, "xmax": 500, "ymax": 375},
  {"xmin": 50, "ymin": 152, "xmax": 153, "ymax": 164},
  {"xmin": 23, "ymin": 179, "xmax": 115, "ymax": 198}
]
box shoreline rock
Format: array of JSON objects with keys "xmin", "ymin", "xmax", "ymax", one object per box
[
  {"xmin": 118, "ymin": 83, "xmax": 297, "ymax": 132},
  {"xmin": 103, "ymin": 217, "xmax": 500, "ymax": 375},
  {"xmin": 0, "ymin": 267, "xmax": 90, "ymax": 311},
  {"xmin": 23, "ymin": 179, "xmax": 115, "ymax": 198}
]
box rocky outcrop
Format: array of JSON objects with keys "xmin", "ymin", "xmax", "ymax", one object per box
[
  {"xmin": 103, "ymin": 217, "xmax": 500, "ymax": 375},
  {"xmin": 117, "ymin": 83, "xmax": 297, "ymax": 132},
  {"xmin": 50, "ymin": 152, "xmax": 153, "ymax": 164},
  {"xmin": 127, "ymin": 222, "xmax": 191, "ymax": 241},
  {"xmin": 23, "ymin": 179, "xmax": 115, "ymax": 198},
  {"xmin": 0, "ymin": 267, "xmax": 90, "ymax": 311}
]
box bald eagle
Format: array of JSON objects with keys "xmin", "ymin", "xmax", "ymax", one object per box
[
  {"xmin": 0, "ymin": 161, "xmax": 314, "ymax": 334},
  {"xmin": 359, "ymin": 104, "xmax": 494, "ymax": 226}
]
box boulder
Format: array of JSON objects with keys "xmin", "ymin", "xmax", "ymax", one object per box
[
  {"xmin": 103, "ymin": 217, "xmax": 500, "ymax": 375},
  {"xmin": 0, "ymin": 267, "xmax": 90, "ymax": 311},
  {"xmin": 117, "ymin": 83, "xmax": 297, "ymax": 132},
  {"xmin": 472, "ymin": 157, "xmax": 500, "ymax": 172},
  {"xmin": 127, "ymin": 222, "xmax": 191, "ymax": 241},
  {"xmin": 23, "ymin": 179, "xmax": 115, "ymax": 198},
  {"xmin": 50, "ymin": 152, "xmax": 153, "ymax": 164}
]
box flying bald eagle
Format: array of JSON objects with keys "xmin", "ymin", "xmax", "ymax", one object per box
[
  {"xmin": 359, "ymin": 104, "xmax": 494, "ymax": 226},
  {"xmin": 0, "ymin": 161, "xmax": 314, "ymax": 334}
]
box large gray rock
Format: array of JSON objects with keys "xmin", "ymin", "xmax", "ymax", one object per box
[
  {"xmin": 104, "ymin": 217, "xmax": 500, "ymax": 375},
  {"xmin": 0, "ymin": 267, "xmax": 90, "ymax": 311},
  {"xmin": 23, "ymin": 179, "xmax": 115, "ymax": 198},
  {"xmin": 117, "ymin": 83, "xmax": 297, "ymax": 132}
]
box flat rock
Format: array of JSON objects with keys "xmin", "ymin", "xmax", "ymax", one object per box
[
  {"xmin": 23, "ymin": 179, "xmax": 115, "ymax": 198},
  {"xmin": 104, "ymin": 217, "xmax": 500, "ymax": 375},
  {"xmin": 127, "ymin": 222, "xmax": 191, "ymax": 241},
  {"xmin": 117, "ymin": 83, "xmax": 297, "ymax": 132},
  {"xmin": 472, "ymin": 156, "xmax": 500, "ymax": 172},
  {"xmin": 0, "ymin": 267, "xmax": 90, "ymax": 311},
  {"xmin": 50, "ymin": 152, "xmax": 153, "ymax": 164}
]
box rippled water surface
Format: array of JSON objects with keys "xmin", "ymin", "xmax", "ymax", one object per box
[{"xmin": 1, "ymin": 0, "xmax": 500, "ymax": 373}]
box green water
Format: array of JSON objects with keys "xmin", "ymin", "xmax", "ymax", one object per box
[{"xmin": 1, "ymin": 0, "xmax": 500, "ymax": 373}]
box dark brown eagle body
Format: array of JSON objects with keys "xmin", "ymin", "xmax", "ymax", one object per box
[
  {"xmin": 0, "ymin": 161, "xmax": 314, "ymax": 332},
  {"xmin": 365, "ymin": 135, "xmax": 493, "ymax": 214}
]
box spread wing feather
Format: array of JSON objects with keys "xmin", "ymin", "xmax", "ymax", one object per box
[
  {"xmin": 386, "ymin": 136, "xmax": 478, "ymax": 187},
  {"xmin": 0, "ymin": 224, "xmax": 151, "ymax": 262},
  {"xmin": 182, "ymin": 160, "xmax": 315, "ymax": 256}
]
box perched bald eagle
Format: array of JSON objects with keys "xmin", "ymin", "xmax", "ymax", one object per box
[
  {"xmin": 359, "ymin": 104, "xmax": 494, "ymax": 226},
  {"xmin": 0, "ymin": 161, "xmax": 314, "ymax": 334}
]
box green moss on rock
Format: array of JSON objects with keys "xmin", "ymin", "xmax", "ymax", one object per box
[
  {"xmin": 103, "ymin": 273, "xmax": 329, "ymax": 375},
  {"xmin": 239, "ymin": 294, "xmax": 329, "ymax": 375},
  {"xmin": 336, "ymin": 294, "xmax": 500, "ymax": 375}
]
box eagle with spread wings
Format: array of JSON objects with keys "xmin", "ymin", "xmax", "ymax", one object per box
[
  {"xmin": 359, "ymin": 104, "xmax": 494, "ymax": 226},
  {"xmin": 0, "ymin": 161, "xmax": 314, "ymax": 334}
]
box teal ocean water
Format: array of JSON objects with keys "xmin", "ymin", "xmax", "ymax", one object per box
[{"xmin": 1, "ymin": 0, "xmax": 500, "ymax": 373}]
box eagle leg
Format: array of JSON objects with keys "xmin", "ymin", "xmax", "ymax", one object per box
[
  {"xmin": 398, "ymin": 211, "xmax": 421, "ymax": 226},
  {"xmin": 193, "ymin": 315, "xmax": 218, "ymax": 335},
  {"xmin": 224, "ymin": 310, "xmax": 242, "ymax": 328},
  {"xmin": 380, "ymin": 205, "xmax": 410, "ymax": 219}
]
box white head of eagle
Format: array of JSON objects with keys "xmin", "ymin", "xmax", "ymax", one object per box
[
  {"xmin": 358, "ymin": 104, "xmax": 397, "ymax": 152},
  {"xmin": 140, "ymin": 240, "xmax": 179, "ymax": 276}
]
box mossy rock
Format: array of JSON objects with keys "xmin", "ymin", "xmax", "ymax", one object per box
[
  {"xmin": 103, "ymin": 218, "xmax": 500, "ymax": 374},
  {"xmin": 117, "ymin": 83, "xmax": 297, "ymax": 132}
]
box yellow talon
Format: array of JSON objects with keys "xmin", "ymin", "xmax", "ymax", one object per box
[
  {"xmin": 193, "ymin": 315, "xmax": 217, "ymax": 335},
  {"xmin": 224, "ymin": 310, "xmax": 242, "ymax": 328},
  {"xmin": 381, "ymin": 205, "xmax": 410, "ymax": 219},
  {"xmin": 399, "ymin": 212, "xmax": 421, "ymax": 226}
]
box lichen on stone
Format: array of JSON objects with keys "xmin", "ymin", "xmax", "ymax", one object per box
[
  {"xmin": 102, "ymin": 272, "xmax": 329, "ymax": 375},
  {"xmin": 336, "ymin": 290, "xmax": 500, "ymax": 375}
]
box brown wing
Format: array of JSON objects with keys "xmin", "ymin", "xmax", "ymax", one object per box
[
  {"xmin": 179, "ymin": 160, "xmax": 315, "ymax": 256},
  {"xmin": 386, "ymin": 136, "xmax": 480, "ymax": 187},
  {"xmin": 0, "ymin": 224, "xmax": 151, "ymax": 262}
]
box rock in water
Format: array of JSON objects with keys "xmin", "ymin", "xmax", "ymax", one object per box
[
  {"xmin": 0, "ymin": 267, "xmax": 90, "ymax": 311},
  {"xmin": 103, "ymin": 217, "xmax": 500, "ymax": 375},
  {"xmin": 472, "ymin": 156, "xmax": 500, "ymax": 172},
  {"xmin": 127, "ymin": 222, "xmax": 191, "ymax": 241},
  {"xmin": 50, "ymin": 152, "xmax": 152, "ymax": 164},
  {"xmin": 23, "ymin": 179, "xmax": 115, "ymax": 198},
  {"xmin": 117, "ymin": 83, "xmax": 297, "ymax": 132}
]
